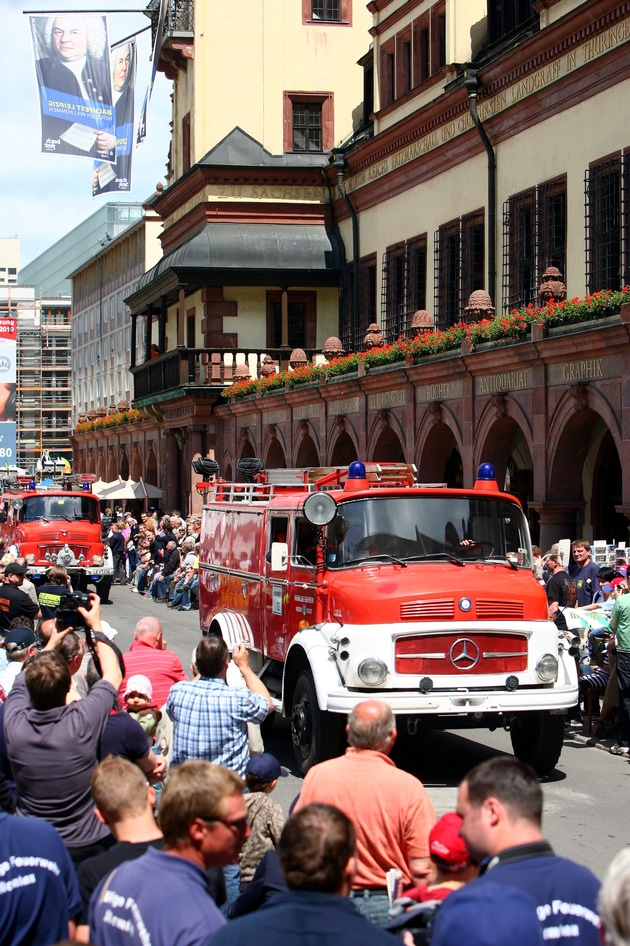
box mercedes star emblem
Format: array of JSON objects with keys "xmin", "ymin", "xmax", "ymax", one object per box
[{"xmin": 449, "ymin": 637, "xmax": 480, "ymax": 671}]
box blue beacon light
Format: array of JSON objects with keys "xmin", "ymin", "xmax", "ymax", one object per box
[
  {"xmin": 475, "ymin": 462, "xmax": 499, "ymax": 491},
  {"xmin": 348, "ymin": 461, "xmax": 366, "ymax": 479}
]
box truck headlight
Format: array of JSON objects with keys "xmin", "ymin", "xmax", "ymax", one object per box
[
  {"xmin": 535, "ymin": 653, "xmax": 558, "ymax": 683},
  {"xmin": 357, "ymin": 658, "xmax": 388, "ymax": 686},
  {"xmin": 92, "ymin": 555, "xmax": 103, "ymax": 565}
]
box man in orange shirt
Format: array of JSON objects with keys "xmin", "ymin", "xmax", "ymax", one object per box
[
  {"xmin": 295, "ymin": 699, "xmax": 436, "ymax": 928},
  {"xmin": 119, "ymin": 616, "xmax": 187, "ymax": 709}
]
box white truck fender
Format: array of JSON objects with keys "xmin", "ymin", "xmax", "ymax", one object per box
[
  {"xmin": 207, "ymin": 611, "xmax": 255, "ymax": 650},
  {"xmin": 284, "ymin": 627, "xmax": 343, "ymax": 712}
]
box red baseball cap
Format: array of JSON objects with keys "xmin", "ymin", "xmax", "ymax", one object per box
[
  {"xmin": 611, "ymin": 577, "xmax": 626, "ymax": 588},
  {"xmin": 429, "ymin": 812, "xmax": 472, "ymax": 871}
]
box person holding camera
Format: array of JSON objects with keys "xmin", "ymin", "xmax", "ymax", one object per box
[{"xmin": 3, "ymin": 593, "xmax": 124, "ymax": 864}]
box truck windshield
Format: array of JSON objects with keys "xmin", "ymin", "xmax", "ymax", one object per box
[
  {"xmin": 19, "ymin": 495, "xmax": 100, "ymax": 524},
  {"xmin": 325, "ymin": 495, "xmax": 531, "ymax": 568}
]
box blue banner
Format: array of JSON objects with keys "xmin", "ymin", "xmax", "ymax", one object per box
[{"xmin": 0, "ymin": 424, "xmax": 17, "ymax": 465}]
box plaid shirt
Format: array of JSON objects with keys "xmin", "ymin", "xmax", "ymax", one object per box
[{"xmin": 166, "ymin": 677, "xmax": 269, "ymax": 776}]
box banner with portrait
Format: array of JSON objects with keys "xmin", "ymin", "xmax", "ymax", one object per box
[
  {"xmin": 93, "ymin": 37, "xmax": 137, "ymax": 194},
  {"xmin": 30, "ymin": 13, "xmax": 115, "ymax": 161},
  {"xmin": 0, "ymin": 319, "xmax": 17, "ymax": 466}
]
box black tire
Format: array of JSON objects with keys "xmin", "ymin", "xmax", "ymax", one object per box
[
  {"xmin": 510, "ymin": 711, "xmax": 565, "ymax": 776},
  {"xmin": 290, "ymin": 670, "xmax": 345, "ymax": 776},
  {"xmin": 260, "ymin": 710, "xmax": 275, "ymax": 738},
  {"xmin": 97, "ymin": 577, "xmax": 112, "ymax": 603}
]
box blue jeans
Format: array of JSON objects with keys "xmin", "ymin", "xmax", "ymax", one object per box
[
  {"xmin": 221, "ymin": 863, "xmax": 240, "ymax": 917},
  {"xmin": 172, "ymin": 575, "xmax": 198, "ymax": 609}
]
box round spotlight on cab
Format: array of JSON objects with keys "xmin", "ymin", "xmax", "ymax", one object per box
[
  {"xmin": 357, "ymin": 658, "xmax": 388, "ymax": 686},
  {"xmin": 303, "ymin": 490, "xmax": 337, "ymax": 527},
  {"xmin": 505, "ymin": 675, "xmax": 519, "ymax": 691},
  {"xmin": 535, "ymin": 653, "xmax": 558, "ymax": 683}
]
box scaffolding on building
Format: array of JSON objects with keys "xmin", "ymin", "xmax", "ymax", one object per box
[{"xmin": 0, "ymin": 290, "xmax": 72, "ymax": 471}]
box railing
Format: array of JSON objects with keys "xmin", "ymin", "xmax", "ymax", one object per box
[{"xmin": 132, "ymin": 347, "xmax": 323, "ymax": 401}]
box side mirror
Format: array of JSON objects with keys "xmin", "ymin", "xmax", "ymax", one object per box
[{"xmin": 270, "ymin": 542, "xmax": 288, "ymax": 572}]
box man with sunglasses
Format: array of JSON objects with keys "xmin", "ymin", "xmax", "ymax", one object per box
[{"xmin": 89, "ymin": 760, "xmax": 247, "ymax": 946}]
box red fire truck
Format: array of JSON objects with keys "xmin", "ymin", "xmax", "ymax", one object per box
[
  {"xmin": 197, "ymin": 460, "xmax": 578, "ymax": 775},
  {"xmin": 0, "ymin": 474, "xmax": 114, "ymax": 599}
]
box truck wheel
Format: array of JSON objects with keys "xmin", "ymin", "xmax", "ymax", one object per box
[
  {"xmin": 510, "ymin": 711, "xmax": 565, "ymax": 776},
  {"xmin": 291, "ymin": 670, "xmax": 344, "ymax": 776},
  {"xmin": 97, "ymin": 578, "xmax": 112, "ymax": 604}
]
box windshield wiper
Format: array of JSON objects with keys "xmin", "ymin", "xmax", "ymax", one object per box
[
  {"xmin": 26, "ymin": 515, "xmax": 49, "ymax": 522},
  {"xmin": 344, "ymin": 553, "xmax": 407, "ymax": 568},
  {"xmin": 403, "ymin": 552, "xmax": 465, "ymax": 567},
  {"xmin": 485, "ymin": 555, "xmax": 519, "ymax": 570}
]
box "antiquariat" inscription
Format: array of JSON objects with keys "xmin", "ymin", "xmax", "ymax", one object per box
[{"xmin": 476, "ymin": 369, "xmax": 531, "ymax": 395}]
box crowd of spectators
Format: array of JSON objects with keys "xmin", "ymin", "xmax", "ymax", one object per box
[{"xmin": 0, "ymin": 531, "xmax": 629, "ymax": 944}]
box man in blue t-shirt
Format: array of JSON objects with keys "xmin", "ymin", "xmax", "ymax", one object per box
[
  {"xmin": 568, "ymin": 540, "xmax": 601, "ymax": 607},
  {"xmin": 0, "ymin": 811, "xmax": 81, "ymax": 945},
  {"xmin": 447, "ymin": 756, "xmax": 600, "ymax": 946},
  {"xmin": 89, "ymin": 760, "xmax": 247, "ymax": 946}
]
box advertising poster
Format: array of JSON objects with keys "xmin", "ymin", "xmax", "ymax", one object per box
[
  {"xmin": 0, "ymin": 319, "xmax": 17, "ymax": 465},
  {"xmin": 93, "ymin": 37, "xmax": 136, "ymax": 194},
  {"xmin": 30, "ymin": 13, "xmax": 115, "ymax": 161}
]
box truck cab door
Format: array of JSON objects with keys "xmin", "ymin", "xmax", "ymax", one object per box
[{"xmin": 263, "ymin": 515, "xmax": 290, "ymax": 660}]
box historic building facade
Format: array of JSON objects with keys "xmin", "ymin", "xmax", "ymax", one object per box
[{"xmin": 124, "ymin": 0, "xmax": 630, "ymax": 548}]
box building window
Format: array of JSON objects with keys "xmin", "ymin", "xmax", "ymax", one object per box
[
  {"xmin": 585, "ymin": 153, "xmax": 630, "ymax": 293},
  {"xmin": 380, "ymin": 40, "xmax": 395, "ymax": 108},
  {"xmin": 412, "ymin": 15, "xmax": 430, "ymax": 86},
  {"xmin": 182, "ymin": 112, "xmax": 191, "ymax": 173},
  {"xmin": 266, "ymin": 292, "xmax": 316, "ymax": 350},
  {"xmin": 502, "ymin": 178, "xmax": 566, "ymax": 311},
  {"xmin": 488, "ymin": 0, "xmax": 537, "ymax": 45},
  {"xmin": 434, "ymin": 212, "xmax": 485, "ymax": 331},
  {"xmin": 293, "ymin": 102, "xmax": 322, "ymax": 152},
  {"xmin": 381, "ymin": 235, "xmax": 427, "ymax": 342},
  {"xmin": 397, "ymin": 30, "xmax": 412, "ymax": 98},
  {"xmin": 312, "ymin": 0, "xmax": 340, "ymax": 20},
  {"xmin": 340, "ymin": 255, "xmax": 377, "ymax": 352},
  {"xmin": 303, "ymin": 0, "xmax": 351, "ymax": 24},
  {"xmin": 283, "ymin": 92, "xmax": 333, "ymax": 152}
]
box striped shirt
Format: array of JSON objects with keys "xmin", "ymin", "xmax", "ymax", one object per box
[{"xmin": 166, "ymin": 677, "xmax": 269, "ymax": 775}]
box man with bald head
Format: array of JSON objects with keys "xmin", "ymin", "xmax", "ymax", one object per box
[
  {"xmin": 295, "ymin": 699, "xmax": 436, "ymax": 928},
  {"xmin": 119, "ymin": 616, "xmax": 187, "ymax": 709}
]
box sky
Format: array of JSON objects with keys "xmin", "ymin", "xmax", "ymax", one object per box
[{"xmin": 1, "ymin": 0, "xmax": 173, "ymax": 267}]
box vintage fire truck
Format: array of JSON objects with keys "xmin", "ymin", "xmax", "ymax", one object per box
[
  {"xmin": 0, "ymin": 474, "xmax": 114, "ymax": 599},
  {"xmin": 197, "ymin": 460, "xmax": 578, "ymax": 775}
]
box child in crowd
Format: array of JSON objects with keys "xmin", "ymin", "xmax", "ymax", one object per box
[
  {"xmin": 405, "ymin": 812, "xmax": 478, "ymax": 903},
  {"xmin": 123, "ymin": 674, "xmax": 162, "ymax": 743},
  {"xmin": 238, "ymin": 752, "xmax": 288, "ymax": 890}
]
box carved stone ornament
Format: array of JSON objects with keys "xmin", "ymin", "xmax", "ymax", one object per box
[
  {"xmin": 117, "ymin": 399, "xmax": 130, "ymax": 411},
  {"xmin": 322, "ymin": 336, "xmax": 344, "ymax": 360},
  {"xmin": 411, "ymin": 310, "xmax": 435, "ymax": 331},
  {"xmin": 364, "ymin": 323, "xmax": 384, "ymax": 349},
  {"xmin": 260, "ymin": 355, "xmax": 276, "ymax": 377},
  {"xmin": 96, "ymin": 405, "xmax": 107, "ymax": 417},
  {"xmin": 464, "ymin": 290, "xmax": 495, "ymax": 323},
  {"xmin": 233, "ymin": 363, "xmax": 251, "ymax": 381},
  {"xmin": 289, "ymin": 348, "xmax": 308, "ymax": 369},
  {"xmin": 539, "ymin": 266, "xmax": 567, "ymax": 305}
]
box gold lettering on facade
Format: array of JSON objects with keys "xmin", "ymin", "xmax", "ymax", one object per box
[
  {"xmin": 293, "ymin": 404, "xmax": 321, "ymax": 420},
  {"xmin": 264, "ymin": 410, "xmax": 288, "ymax": 425},
  {"xmin": 329, "ymin": 397, "xmax": 359, "ymax": 415},
  {"xmin": 236, "ymin": 413, "xmax": 257, "ymax": 429},
  {"xmin": 561, "ymin": 359, "xmax": 604, "ymax": 382},
  {"xmin": 213, "ymin": 185, "xmax": 327, "ymax": 202},
  {"xmin": 425, "ymin": 382, "xmax": 452, "ymax": 400},
  {"xmin": 477, "ymin": 369, "xmax": 531, "ymax": 394},
  {"xmin": 344, "ymin": 17, "xmax": 630, "ymax": 195},
  {"xmin": 367, "ymin": 389, "xmax": 406, "ymax": 410}
]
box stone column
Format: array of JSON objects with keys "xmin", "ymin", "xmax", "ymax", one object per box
[
  {"xmin": 130, "ymin": 313, "xmax": 137, "ymax": 369},
  {"xmin": 531, "ymin": 502, "xmax": 585, "ymax": 553}
]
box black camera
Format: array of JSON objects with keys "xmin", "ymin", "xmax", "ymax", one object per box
[{"xmin": 54, "ymin": 590, "xmax": 91, "ymax": 630}]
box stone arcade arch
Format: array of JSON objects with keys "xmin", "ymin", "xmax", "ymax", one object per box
[
  {"xmin": 416, "ymin": 410, "xmax": 463, "ymax": 486},
  {"xmin": 97, "ymin": 449, "xmax": 106, "ymax": 482},
  {"xmin": 369, "ymin": 423, "xmax": 405, "ymax": 463},
  {"xmin": 329, "ymin": 428, "xmax": 358, "ymax": 466},
  {"xmin": 131, "ymin": 447, "xmax": 142, "ymax": 481},
  {"xmin": 295, "ymin": 433, "xmax": 319, "ymax": 468},
  {"xmin": 547, "ymin": 396, "xmax": 623, "ymax": 544},
  {"xmin": 475, "ymin": 401, "xmax": 534, "ymax": 518},
  {"xmin": 107, "ymin": 449, "xmax": 118, "ymax": 482},
  {"xmin": 120, "ymin": 447, "xmax": 130, "ymax": 481},
  {"xmin": 265, "ymin": 437, "xmax": 287, "ymax": 469},
  {"xmin": 145, "ymin": 446, "xmax": 158, "ymax": 486}
]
